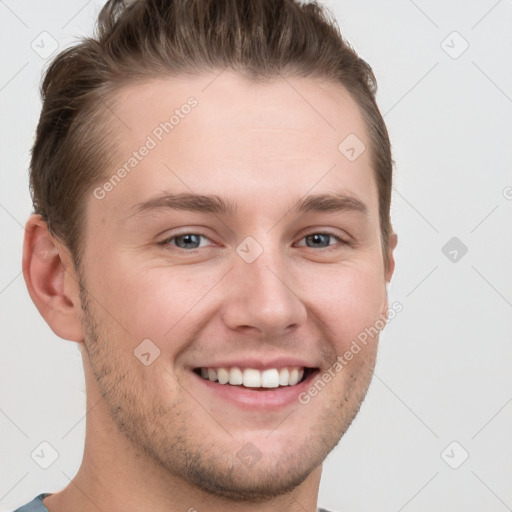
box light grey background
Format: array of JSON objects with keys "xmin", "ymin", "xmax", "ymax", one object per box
[{"xmin": 1, "ymin": 1, "xmax": 511, "ymax": 511}]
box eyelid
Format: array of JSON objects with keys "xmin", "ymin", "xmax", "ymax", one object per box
[
  {"xmin": 295, "ymin": 224, "xmax": 351, "ymax": 240},
  {"xmin": 158, "ymin": 230, "xmax": 216, "ymax": 247},
  {"xmin": 294, "ymin": 230, "xmax": 350, "ymax": 247}
]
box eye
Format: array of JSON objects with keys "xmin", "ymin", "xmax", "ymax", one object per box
[
  {"xmin": 296, "ymin": 232, "xmax": 348, "ymax": 249},
  {"xmin": 159, "ymin": 231, "xmax": 348, "ymax": 252},
  {"xmin": 160, "ymin": 233, "xmax": 212, "ymax": 250}
]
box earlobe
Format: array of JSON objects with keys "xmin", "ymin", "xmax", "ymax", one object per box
[
  {"xmin": 385, "ymin": 232, "xmax": 398, "ymax": 283},
  {"xmin": 380, "ymin": 232, "xmax": 398, "ymax": 323},
  {"xmin": 22, "ymin": 214, "xmax": 84, "ymax": 342}
]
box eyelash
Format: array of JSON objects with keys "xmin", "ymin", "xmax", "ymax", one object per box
[
  {"xmin": 296, "ymin": 232, "xmax": 349, "ymax": 250},
  {"xmin": 158, "ymin": 231, "xmax": 350, "ymax": 251}
]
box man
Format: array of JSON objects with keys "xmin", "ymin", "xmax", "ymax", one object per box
[{"xmin": 16, "ymin": 0, "xmax": 397, "ymax": 510}]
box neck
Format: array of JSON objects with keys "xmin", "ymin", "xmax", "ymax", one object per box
[{"xmin": 44, "ymin": 388, "xmax": 323, "ymax": 512}]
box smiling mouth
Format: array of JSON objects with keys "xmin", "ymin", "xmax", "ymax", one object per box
[{"xmin": 193, "ymin": 366, "xmax": 317, "ymax": 389}]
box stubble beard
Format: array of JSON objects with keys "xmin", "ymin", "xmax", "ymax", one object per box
[{"xmin": 77, "ymin": 276, "xmax": 376, "ymax": 503}]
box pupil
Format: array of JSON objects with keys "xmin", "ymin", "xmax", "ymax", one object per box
[
  {"xmin": 177, "ymin": 234, "xmax": 200, "ymax": 248},
  {"xmin": 308, "ymin": 234, "xmax": 329, "ymax": 247}
]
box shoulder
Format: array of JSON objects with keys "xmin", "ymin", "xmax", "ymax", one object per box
[{"xmin": 12, "ymin": 494, "xmax": 50, "ymax": 512}]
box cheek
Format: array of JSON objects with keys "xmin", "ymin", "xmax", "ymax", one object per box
[
  {"xmin": 86, "ymin": 241, "xmax": 386, "ymax": 353},
  {"xmin": 306, "ymin": 263, "xmax": 387, "ymax": 347},
  {"xmin": 93, "ymin": 258, "xmax": 216, "ymax": 342}
]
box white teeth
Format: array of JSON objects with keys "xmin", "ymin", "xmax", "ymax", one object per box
[
  {"xmin": 229, "ymin": 367, "xmax": 243, "ymax": 385},
  {"xmin": 243, "ymin": 368, "xmax": 261, "ymax": 388},
  {"xmin": 198, "ymin": 366, "xmax": 307, "ymax": 388},
  {"xmin": 261, "ymin": 369, "xmax": 279, "ymax": 388},
  {"xmin": 288, "ymin": 368, "xmax": 299, "ymax": 386},
  {"xmin": 217, "ymin": 368, "xmax": 229, "ymax": 384}
]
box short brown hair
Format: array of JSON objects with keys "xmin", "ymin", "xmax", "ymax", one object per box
[{"xmin": 30, "ymin": 0, "xmax": 393, "ymax": 270}]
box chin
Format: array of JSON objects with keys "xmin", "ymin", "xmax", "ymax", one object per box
[{"xmin": 179, "ymin": 453, "xmax": 320, "ymax": 502}]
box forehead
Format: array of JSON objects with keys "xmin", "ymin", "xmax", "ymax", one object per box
[{"xmin": 96, "ymin": 71, "xmax": 378, "ymax": 221}]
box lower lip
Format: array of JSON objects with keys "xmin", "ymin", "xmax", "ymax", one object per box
[{"xmin": 192, "ymin": 370, "xmax": 318, "ymax": 411}]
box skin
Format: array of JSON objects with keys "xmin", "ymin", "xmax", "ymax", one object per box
[{"xmin": 23, "ymin": 71, "xmax": 397, "ymax": 512}]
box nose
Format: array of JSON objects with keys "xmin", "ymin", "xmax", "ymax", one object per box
[{"xmin": 221, "ymin": 244, "xmax": 308, "ymax": 338}]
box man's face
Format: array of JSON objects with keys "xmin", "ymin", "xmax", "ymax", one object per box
[{"xmin": 77, "ymin": 72, "xmax": 393, "ymax": 500}]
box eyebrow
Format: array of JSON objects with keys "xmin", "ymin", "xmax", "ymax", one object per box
[{"xmin": 128, "ymin": 191, "xmax": 368, "ymax": 218}]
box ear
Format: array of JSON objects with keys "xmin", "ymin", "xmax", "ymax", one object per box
[
  {"xmin": 385, "ymin": 232, "xmax": 398, "ymax": 284},
  {"xmin": 380, "ymin": 232, "xmax": 398, "ymax": 320},
  {"xmin": 22, "ymin": 214, "xmax": 84, "ymax": 342}
]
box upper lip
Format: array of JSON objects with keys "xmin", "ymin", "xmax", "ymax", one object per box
[{"xmin": 192, "ymin": 357, "xmax": 319, "ymax": 371}]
